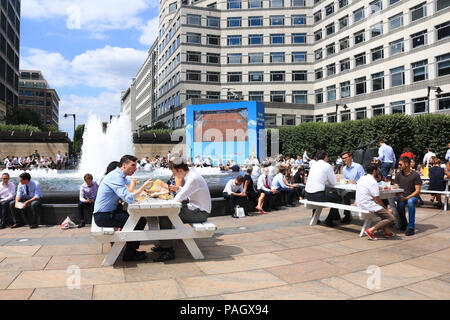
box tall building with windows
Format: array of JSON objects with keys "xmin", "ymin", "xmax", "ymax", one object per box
[
  {"xmin": 0, "ymin": 0, "xmax": 20, "ymax": 123},
  {"xmin": 133, "ymin": 0, "xmax": 450, "ymax": 129},
  {"xmin": 18, "ymin": 70, "xmax": 60, "ymax": 127}
]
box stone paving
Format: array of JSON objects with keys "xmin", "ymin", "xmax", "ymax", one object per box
[{"xmin": 0, "ymin": 203, "xmax": 448, "ymax": 300}]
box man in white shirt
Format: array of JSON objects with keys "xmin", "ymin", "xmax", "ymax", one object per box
[
  {"xmin": 305, "ymin": 150, "xmax": 341, "ymax": 227},
  {"xmin": 423, "ymin": 148, "xmax": 436, "ymax": 167},
  {"xmin": 303, "ymin": 150, "xmax": 311, "ymax": 164},
  {"xmin": 445, "ymin": 142, "xmax": 450, "ymax": 162},
  {"xmin": 154, "ymin": 157, "xmax": 211, "ymax": 262},
  {"xmin": 356, "ymin": 162, "xmax": 395, "ymax": 240},
  {"xmin": 222, "ymin": 175, "xmax": 248, "ymax": 216},
  {"xmin": 0, "ymin": 173, "xmax": 15, "ymax": 228},
  {"xmin": 257, "ymin": 167, "xmax": 278, "ymax": 212}
]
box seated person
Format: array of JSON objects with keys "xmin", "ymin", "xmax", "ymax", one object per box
[
  {"xmin": 445, "ymin": 161, "xmax": 450, "ymax": 179},
  {"xmin": 272, "ymin": 167, "xmax": 295, "ymax": 207},
  {"xmin": 10, "ymin": 173, "xmax": 43, "ymax": 229},
  {"xmin": 257, "ymin": 167, "xmax": 278, "ymax": 212},
  {"xmin": 243, "ymin": 167, "xmax": 260, "ymax": 216},
  {"xmin": 293, "ymin": 166, "xmax": 306, "ymax": 200},
  {"xmin": 0, "ymin": 173, "xmax": 15, "ymax": 228},
  {"xmin": 223, "ymin": 175, "xmax": 249, "ymax": 216},
  {"xmin": 429, "ymin": 158, "xmax": 446, "ymax": 209},
  {"xmin": 77, "ymin": 174, "xmax": 99, "ymax": 228},
  {"xmin": 304, "ymin": 150, "xmax": 341, "ymax": 227},
  {"xmin": 356, "ymin": 162, "xmax": 395, "ymax": 240},
  {"xmin": 229, "ymin": 161, "xmax": 240, "ymax": 172},
  {"xmin": 341, "ymin": 151, "xmax": 366, "ymax": 223},
  {"xmin": 394, "ymin": 156, "xmax": 422, "ymax": 236}
]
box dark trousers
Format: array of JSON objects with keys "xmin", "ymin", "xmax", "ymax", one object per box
[
  {"xmin": 159, "ymin": 204, "xmax": 209, "ymax": 249},
  {"xmin": 278, "ymin": 187, "xmax": 295, "ymax": 204},
  {"xmin": 78, "ymin": 201, "xmax": 94, "ymax": 222},
  {"xmin": 94, "ymin": 211, "xmax": 147, "ymax": 255},
  {"xmin": 381, "ymin": 162, "xmax": 394, "ymax": 179},
  {"xmin": 223, "ymin": 192, "xmax": 249, "ymax": 214},
  {"xmin": 1, "ymin": 200, "xmax": 13, "ymax": 226},
  {"xmin": 342, "ymin": 191, "xmax": 355, "ymax": 218},
  {"xmin": 305, "ymin": 191, "xmax": 342, "ymax": 222},
  {"xmin": 10, "ymin": 198, "xmax": 42, "ymax": 226}
]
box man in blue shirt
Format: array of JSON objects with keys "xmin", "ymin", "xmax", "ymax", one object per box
[
  {"xmin": 10, "ymin": 173, "xmax": 43, "ymax": 229},
  {"xmin": 272, "ymin": 167, "xmax": 295, "ymax": 207},
  {"xmin": 341, "ymin": 151, "xmax": 366, "ymax": 223},
  {"xmin": 376, "ymin": 140, "xmax": 396, "ymax": 179},
  {"xmin": 94, "ymin": 155, "xmax": 154, "ymax": 262}
]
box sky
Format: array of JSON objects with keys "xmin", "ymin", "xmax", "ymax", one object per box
[{"xmin": 20, "ymin": 0, "xmax": 160, "ymax": 139}]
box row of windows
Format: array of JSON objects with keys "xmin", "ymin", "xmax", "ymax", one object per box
[
  {"xmin": 186, "ymin": 51, "xmax": 308, "ymax": 64},
  {"xmin": 186, "ymin": 32, "xmax": 308, "ymax": 45},
  {"xmin": 226, "ymin": 0, "xmax": 306, "ymax": 9},
  {"xmin": 187, "ymin": 14, "xmax": 307, "ymax": 27}
]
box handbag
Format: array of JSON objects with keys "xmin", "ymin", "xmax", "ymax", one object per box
[{"xmin": 234, "ymin": 206, "xmax": 245, "ymax": 218}]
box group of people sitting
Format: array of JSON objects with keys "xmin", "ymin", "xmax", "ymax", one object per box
[{"xmin": 1, "ymin": 150, "xmax": 69, "ymax": 171}]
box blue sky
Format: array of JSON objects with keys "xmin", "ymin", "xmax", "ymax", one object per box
[{"xmin": 20, "ymin": 0, "xmax": 160, "ymax": 138}]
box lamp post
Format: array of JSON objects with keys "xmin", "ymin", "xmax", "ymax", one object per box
[
  {"xmin": 335, "ymin": 104, "xmax": 348, "ymax": 122},
  {"xmin": 427, "ymin": 86, "xmax": 443, "ymax": 114},
  {"xmin": 63, "ymin": 113, "xmax": 76, "ymax": 140}
]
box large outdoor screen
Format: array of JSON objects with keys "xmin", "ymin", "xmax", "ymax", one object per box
[{"xmin": 194, "ymin": 109, "xmax": 249, "ymax": 142}]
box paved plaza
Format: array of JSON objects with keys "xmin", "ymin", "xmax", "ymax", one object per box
[{"xmin": 0, "ymin": 204, "xmax": 448, "ymax": 300}]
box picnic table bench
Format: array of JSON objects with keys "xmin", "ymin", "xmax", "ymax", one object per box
[
  {"xmin": 91, "ymin": 198, "xmax": 216, "ymax": 266},
  {"xmin": 420, "ymin": 177, "xmax": 450, "ymax": 211}
]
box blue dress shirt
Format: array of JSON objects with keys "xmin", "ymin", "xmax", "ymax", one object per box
[
  {"xmin": 377, "ymin": 144, "xmax": 396, "ymax": 164},
  {"xmin": 272, "ymin": 173, "xmax": 288, "ymax": 190},
  {"xmin": 93, "ymin": 168, "xmax": 135, "ymax": 213},
  {"xmin": 16, "ymin": 180, "xmax": 43, "ymax": 199},
  {"xmin": 343, "ymin": 162, "xmax": 366, "ymax": 182},
  {"xmin": 446, "ymin": 149, "xmax": 450, "ymax": 162}
]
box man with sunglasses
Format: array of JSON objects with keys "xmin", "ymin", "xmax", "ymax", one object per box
[{"xmin": 0, "ymin": 173, "xmax": 15, "ymax": 228}]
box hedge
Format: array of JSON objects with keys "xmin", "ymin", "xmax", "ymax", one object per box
[
  {"xmin": 0, "ymin": 124, "xmax": 41, "ymax": 132},
  {"xmin": 272, "ymin": 114, "xmax": 450, "ymax": 163}
]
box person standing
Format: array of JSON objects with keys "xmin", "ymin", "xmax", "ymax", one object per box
[
  {"xmin": 0, "ymin": 173, "xmax": 15, "ymax": 228},
  {"xmin": 394, "ymin": 156, "xmax": 422, "ymax": 236},
  {"xmin": 56, "ymin": 151, "xmax": 63, "ymax": 170},
  {"xmin": 335, "ymin": 156, "xmax": 343, "ymax": 174},
  {"xmin": 376, "ymin": 140, "xmax": 396, "ymax": 179},
  {"xmin": 93, "ymin": 155, "xmax": 154, "ymax": 262},
  {"xmin": 423, "ymin": 148, "xmax": 436, "ymax": 167},
  {"xmin": 77, "ymin": 174, "xmax": 99, "ymax": 228},
  {"xmin": 445, "ymin": 143, "xmax": 450, "ymax": 162},
  {"xmin": 302, "ymin": 150, "xmax": 311, "ymax": 165},
  {"xmin": 10, "ymin": 173, "xmax": 43, "ymax": 229},
  {"xmin": 63, "ymin": 152, "xmax": 69, "ymax": 170}
]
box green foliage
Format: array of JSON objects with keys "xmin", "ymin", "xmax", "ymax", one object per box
[
  {"xmin": 141, "ymin": 128, "xmax": 173, "ymax": 135},
  {"xmin": 0, "ymin": 124, "xmax": 41, "ymax": 132},
  {"xmin": 274, "ymin": 114, "xmax": 450, "ymax": 163},
  {"xmin": 72, "ymin": 124, "xmax": 85, "ymax": 155}
]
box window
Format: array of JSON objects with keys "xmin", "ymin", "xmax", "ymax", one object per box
[
  {"xmin": 315, "ymin": 89, "xmax": 323, "ymax": 103},
  {"xmin": 371, "ymin": 46, "xmax": 384, "ymax": 61},
  {"xmin": 249, "ymin": 52, "xmax": 264, "ymax": 63},
  {"xmin": 206, "ymin": 91, "xmax": 220, "ymax": 100},
  {"xmin": 271, "ymin": 71, "xmax": 285, "ymax": 82},
  {"xmin": 325, "ymin": 3, "xmax": 334, "ymax": 16},
  {"xmin": 292, "ymin": 15, "xmax": 306, "ymax": 25},
  {"xmin": 326, "ymin": 23, "xmax": 335, "ymax": 36},
  {"xmin": 411, "ymin": 30, "xmax": 427, "ymax": 48},
  {"xmin": 186, "ymin": 70, "xmax": 201, "ymax": 81},
  {"xmin": 207, "ymin": 16, "xmax": 220, "ymax": 27},
  {"xmin": 341, "ymin": 81, "xmax": 350, "ymax": 98},
  {"xmin": 270, "ymin": 16, "xmax": 284, "ymax": 26},
  {"xmin": 390, "ymin": 66, "xmax": 405, "ymax": 87},
  {"xmin": 271, "ymin": 91, "xmax": 286, "ymax": 102},
  {"xmin": 293, "ymin": 90, "xmax": 307, "ymax": 103},
  {"xmin": 390, "ymin": 39, "xmax": 404, "ymax": 56},
  {"xmin": 207, "ymin": 53, "xmax": 220, "ymax": 64},
  {"xmin": 327, "ymin": 63, "xmax": 336, "ymax": 76},
  {"xmin": 249, "ymin": 34, "xmax": 264, "ymax": 45},
  {"xmin": 291, "ymin": 0, "xmax": 305, "ymax": 7},
  {"xmin": 206, "ymin": 35, "xmax": 220, "ymax": 45},
  {"xmin": 339, "ymin": 37, "xmax": 349, "ymax": 50},
  {"xmin": 315, "ymin": 115, "xmax": 323, "ymax": 122},
  {"xmin": 270, "ymin": 0, "xmax": 284, "ymax": 8},
  {"xmin": 436, "ymin": 22, "xmax": 450, "ymax": 41},
  {"xmin": 412, "ymin": 97, "xmax": 427, "ymax": 113},
  {"xmin": 227, "ymin": 17, "xmax": 242, "ymax": 27},
  {"xmin": 326, "ymin": 43, "xmax": 335, "ymax": 56},
  {"xmin": 292, "ymin": 52, "xmax": 307, "ymax": 62},
  {"xmin": 186, "ymin": 14, "xmax": 202, "ymax": 26},
  {"xmin": 249, "ymin": 0, "xmax": 263, "ymax": 8},
  {"xmin": 271, "ymin": 52, "xmax": 285, "ymax": 63},
  {"xmin": 372, "ymin": 104, "xmax": 385, "ymax": 116},
  {"xmin": 354, "ymin": 52, "xmax": 366, "ymax": 67},
  {"xmin": 270, "ymin": 34, "xmax": 285, "ymax": 44},
  {"xmin": 228, "ymin": 0, "xmax": 242, "ymax": 9},
  {"xmin": 341, "ymin": 111, "xmax": 351, "ymax": 122},
  {"xmin": 315, "ymin": 68, "xmax": 323, "ymax": 80},
  {"xmin": 411, "ymin": 60, "xmax": 428, "ymax": 82},
  {"xmin": 292, "ymin": 33, "xmax": 306, "ymax": 44},
  {"xmin": 249, "ymin": 72, "xmax": 264, "ymax": 82},
  {"xmin": 354, "ymin": 30, "xmax": 365, "ymax": 45},
  {"xmin": 265, "ymin": 114, "xmax": 277, "ymax": 127},
  {"xmin": 371, "ymin": 22, "xmax": 383, "ymax": 38},
  {"xmin": 355, "ymin": 77, "xmax": 367, "ymax": 95},
  {"xmin": 249, "ymin": 91, "xmax": 264, "ymax": 101},
  {"xmin": 207, "ymin": 72, "xmax": 220, "ymax": 82},
  {"xmin": 187, "ymin": 51, "xmax": 201, "ymax": 62},
  {"xmin": 410, "ymin": 2, "xmax": 426, "ymax": 21},
  {"xmin": 315, "ymin": 49, "xmax": 322, "ymax": 61},
  {"xmin": 314, "ymin": 30, "xmax": 322, "ymax": 42},
  {"xmin": 353, "ymin": 7, "xmax": 365, "ymax": 23},
  {"xmin": 370, "ymin": 0, "xmax": 382, "ymax": 14},
  {"xmin": 314, "ymin": 11, "xmax": 322, "ymax": 23},
  {"xmin": 339, "ymin": 0, "xmax": 348, "ymax": 9},
  {"xmin": 436, "ymin": 53, "xmax": 450, "ymax": 77},
  {"xmin": 327, "ymin": 113, "xmax": 337, "ymax": 123},
  {"xmin": 228, "ymin": 53, "xmax": 242, "ymax": 64},
  {"xmin": 281, "ymin": 115, "xmax": 296, "ymax": 126},
  {"xmin": 389, "ymin": 0, "xmax": 400, "ymax": 5},
  {"xmin": 228, "ymin": 91, "xmax": 243, "ymax": 100},
  {"xmin": 339, "ymin": 16, "xmax": 348, "ymax": 30},
  {"xmin": 437, "ymin": 0, "xmax": 450, "ymax": 11},
  {"xmin": 187, "ymin": 33, "xmax": 201, "ymax": 44},
  {"xmin": 249, "ymin": 16, "xmax": 263, "ymax": 26},
  {"xmin": 228, "ymin": 72, "xmax": 242, "ymax": 82},
  {"xmin": 356, "ymin": 107, "xmax": 367, "ymax": 120},
  {"xmin": 389, "ymin": 13, "xmax": 403, "ymax": 31},
  {"xmin": 228, "ymin": 35, "xmax": 242, "ymax": 45},
  {"xmin": 391, "ymin": 101, "xmax": 405, "ymax": 114},
  {"xmin": 292, "ymin": 70, "xmax": 307, "ymax": 81},
  {"xmin": 438, "ymin": 93, "xmax": 450, "ymax": 110},
  {"xmin": 207, "ymin": 2, "xmax": 217, "ymax": 8},
  {"xmin": 372, "ymin": 72, "xmax": 384, "ymax": 91},
  {"xmin": 327, "ymin": 85, "xmax": 336, "ymax": 101},
  {"xmin": 340, "ymin": 58, "xmax": 350, "ymax": 71}
]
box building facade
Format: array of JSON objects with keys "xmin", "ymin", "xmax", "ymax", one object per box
[
  {"xmin": 0, "ymin": 0, "xmax": 20, "ymax": 123},
  {"xmin": 130, "ymin": 0, "xmax": 450, "ymax": 129},
  {"xmin": 18, "ymin": 70, "xmax": 60, "ymax": 127}
]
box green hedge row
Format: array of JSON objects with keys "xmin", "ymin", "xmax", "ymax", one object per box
[
  {"xmin": 273, "ymin": 114, "xmax": 450, "ymax": 163},
  {"xmin": 0, "ymin": 124, "xmax": 41, "ymax": 132}
]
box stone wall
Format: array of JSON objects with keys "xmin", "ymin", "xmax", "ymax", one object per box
[
  {"xmin": 134, "ymin": 143, "xmax": 185, "ymax": 159},
  {"xmin": 0, "ymin": 142, "xmax": 69, "ymax": 159}
]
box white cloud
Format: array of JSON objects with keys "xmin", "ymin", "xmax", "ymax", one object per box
[{"xmin": 139, "ymin": 16, "xmax": 159, "ymax": 46}]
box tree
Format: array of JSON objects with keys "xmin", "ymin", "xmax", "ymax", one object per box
[
  {"xmin": 72, "ymin": 124, "xmax": 85, "ymax": 155},
  {"xmin": 14, "ymin": 109, "xmax": 43, "ymax": 128}
]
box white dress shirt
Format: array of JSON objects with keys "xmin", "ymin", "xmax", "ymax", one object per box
[
  {"xmin": 223, "ymin": 179, "xmax": 244, "ymax": 195},
  {"xmin": 423, "ymin": 151, "xmax": 436, "ymax": 166},
  {"xmin": 257, "ymin": 174, "xmax": 272, "ymax": 192},
  {"xmin": 268, "ymin": 166, "xmax": 277, "ymax": 179},
  {"xmin": 305, "ymin": 160, "xmax": 337, "ymax": 193},
  {"xmin": 356, "ymin": 174, "xmax": 383, "ymax": 212},
  {"xmin": 174, "ymin": 169, "xmax": 211, "ymax": 213},
  {"xmin": 0, "ymin": 182, "xmax": 15, "ymax": 202}
]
